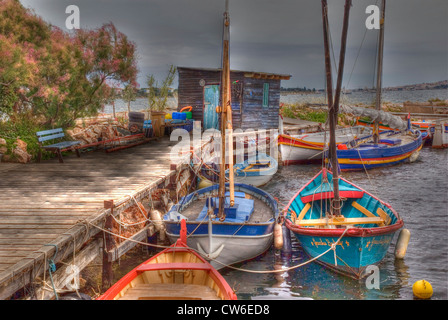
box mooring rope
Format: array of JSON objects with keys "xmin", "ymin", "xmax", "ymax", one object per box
[
  {"xmin": 84, "ymin": 218, "xmax": 350, "ymax": 275},
  {"xmin": 207, "ymin": 226, "xmax": 350, "ymax": 273}
]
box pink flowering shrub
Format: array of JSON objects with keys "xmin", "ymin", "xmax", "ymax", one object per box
[{"xmin": 0, "ymin": 0, "xmax": 138, "ymax": 128}]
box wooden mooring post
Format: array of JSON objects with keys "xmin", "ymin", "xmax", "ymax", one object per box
[{"xmin": 102, "ymin": 200, "xmax": 115, "ymax": 292}]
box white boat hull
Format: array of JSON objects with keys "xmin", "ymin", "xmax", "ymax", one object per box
[
  {"xmin": 234, "ymin": 173, "xmax": 274, "ymax": 187},
  {"xmin": 279, "ymin": 127, "xmax": 372, "ymax": 165},
  {"xmin": 279, "ymin": 142, "xmax": 322, "ymax": 164},
  {"xmin": 166, "ymin": 231, "xmax": 273, "ymax": 270}
]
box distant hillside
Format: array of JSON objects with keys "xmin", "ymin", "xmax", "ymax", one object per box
[
  {"xmin": 281, "ymin": 80, "xmax": 448, "ymax": 93},
  {"xmin": 383, "ymin": 80, "xmax": 448, "ymax": 91}
]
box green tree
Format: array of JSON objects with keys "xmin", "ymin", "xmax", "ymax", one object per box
[
  {"xmin": 146, "ymin": 65, "xmax": 176, "ymax": 112},
  {"xmin": 0, "ymin": 0, "xmax": 138, "ymax": 127},
  {"xmin": 122, "ymin": 84, "xmax": 137, "ymax": 113}
]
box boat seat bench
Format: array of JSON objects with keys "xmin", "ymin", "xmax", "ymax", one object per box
[
  {"xmin": 296, "ymin": 216, "xmax": 384, "ymax": 227},
  {"xmin": 136, "ymin": 263, "xmax": 213, "ymax": 273},
  {"xmin": 117, "ymin": 283, "xmax": 221, "ymax": 300},
  {"xmin": 352, "ymin": 202, "xmax": 391, "ymax": 226},
  {"xmin": 290, "ymin": 201, "xmax": 391, "ymax": 227},
  {"xmin": 36, "ymin": 128, "xmax": 82, "ymax": 163}
]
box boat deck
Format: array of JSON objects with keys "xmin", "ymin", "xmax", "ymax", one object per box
[
  {"xmin": 180, "ymin": 193, "xmax": 274, "ymax": 223},
  {"xmin": 117, "ymin": 283, "xmax": 221, "ymax": 300}
]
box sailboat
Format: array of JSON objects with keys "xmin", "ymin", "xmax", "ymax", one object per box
[
  {"xmin": 198, "ymin": 152, "xmax": 278, "ymax": 188},
  {"xmin": 284, "ymin": 0, "xmax": 404, "ymax": 279},
  {"xmin": 163, "ymin": 1, "xmax": 279, "ymax": 270},
  {"xmin": 334, "ymin": 0, "xmax": 422, "ymax": 171},
  {"xmin": 278, "ymin": 126, "xmax": 372, "ymax": 165}
]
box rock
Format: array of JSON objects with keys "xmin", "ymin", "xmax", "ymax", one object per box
[
  {"xmin": 8, "ymin": 138, "xmax": 32, "ymax": 163},
  {"xmin": 92, "ymin": 125, "xmax": 103, "ymax": 137},
  {"xmin": 14, "ymin": 138, "xmax": 27, "ymax": 151},
  {"xmin": 66, "ymin": 129, "xmax": 75, "ymax": 139},
  {"xmin": 13, "ymin": 147, "xmax": 31, "ymax": 163},
  {"xmin": 0, "ymin": 138, "xmax": 7, "ymax": 154},
  {"xmin": 73, "ymin": 127, "xmax": 83, "ymax": 134}
]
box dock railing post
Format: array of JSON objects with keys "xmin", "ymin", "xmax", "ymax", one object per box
[{"xmin": 102, "ymin": 200, "xmax": 115, "ymax": 291}]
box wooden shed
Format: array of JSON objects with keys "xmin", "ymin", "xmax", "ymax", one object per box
[{"xmin": 177, "ymin": 67, "xmax": 290, "ymax": 131}]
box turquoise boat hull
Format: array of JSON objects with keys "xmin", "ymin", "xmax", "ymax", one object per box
[
  {"xmin": 284, "ymin": 169, "xmax": 403, "ymax": 279},
  {"xmin": 291, "ymin": 228, "xmax": 397, "ymax": 278}
]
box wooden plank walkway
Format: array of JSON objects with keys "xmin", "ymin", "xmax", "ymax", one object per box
[{"xmin": 0, "ymin": 137, "xmax": 187, "ymax": 298}]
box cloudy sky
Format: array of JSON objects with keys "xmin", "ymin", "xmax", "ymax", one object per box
[{"xmin": 20, "ymin": 0, "xmax": 448, "ymax": 90}]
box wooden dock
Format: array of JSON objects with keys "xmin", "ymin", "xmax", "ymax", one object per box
[{"xmin": 0, "ymin": 137, "xmax": 191, "ymax": 299}]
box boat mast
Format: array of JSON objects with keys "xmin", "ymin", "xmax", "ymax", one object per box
[
  {"xmin": 218, "ymin": 0, "xmax": 235, "ymax": 219},
  {"xmin": 321, "ymin": 0, "xmax": 334, "ymax": 166},
  {"xmin": 373, "ymin": 0, "xmax": 386, "ymax": 144},
  {"xmin": 321, "ymin": 0, "xmax": 352, "ymax": 216}
]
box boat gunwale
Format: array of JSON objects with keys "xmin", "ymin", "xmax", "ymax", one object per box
[{"xmin": 284, "ymin": 218, "xmax": 403, "ymax": 238}]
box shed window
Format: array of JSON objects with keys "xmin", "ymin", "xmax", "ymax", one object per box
[{"xmin": 262, "ymin": 83, "xmax": 269, "ymax": 107}]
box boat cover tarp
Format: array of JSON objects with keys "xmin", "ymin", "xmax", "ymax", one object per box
[
  {"xmin": 197, "ymin": 195, "xmax": 254, "ymax": 223},
  {"xmin": 340, "ymin": 105, "xmax": 407, "ymax": 131}
]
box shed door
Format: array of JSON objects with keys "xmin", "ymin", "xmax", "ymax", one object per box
[{"xmin": 203, "ymin": 85, "xmax": 220, "ymax": 130}]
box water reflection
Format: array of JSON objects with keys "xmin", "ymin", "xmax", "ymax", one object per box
[
  {"xmin": 224, "ymin": 147, "xmax": 447, "ymax": 300},
  {"xmin": 103, "ymin": 148, "xmax": 446, "ymax": 300}
]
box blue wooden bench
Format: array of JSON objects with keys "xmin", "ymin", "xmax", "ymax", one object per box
[{"xmin": 36, "ymin": 128, "xmax": 82, "ymax": 163}]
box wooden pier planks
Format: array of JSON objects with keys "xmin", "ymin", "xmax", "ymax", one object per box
[{"xmin": 0, "ymin": 137, "xmax": 185, "ymax": 297}]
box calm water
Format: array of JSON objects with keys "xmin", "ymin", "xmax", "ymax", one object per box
[
  {"xmin": 280, "ymin": 88, "xmax": 448, "ymax": 106},
  {"xmin": 220, "ymin": 147, "xmax": 448, "ymax": 300},
  {"xmin": 102, "ymin": 89, "xmax": 447, "ymax": 300},
  {"xmin": 104, "ymin": 89, "xmax": 448, "ymax": 114},
  {"xmin": 106, "ymin": 147, "xmax": 447, "ymax": 300}
]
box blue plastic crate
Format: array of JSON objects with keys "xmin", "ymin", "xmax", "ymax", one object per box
[{"xmin": 172, "ymin": 112, "xmax": 187, "ymax": 120}]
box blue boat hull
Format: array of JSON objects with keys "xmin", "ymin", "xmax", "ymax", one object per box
[
  {"xmin": 336, "ymin": 130, "xmax": 423, "ymax": 171},
  {"xmin": 163, "ymin": 183, "xmax": 278, "ymax": 269}
]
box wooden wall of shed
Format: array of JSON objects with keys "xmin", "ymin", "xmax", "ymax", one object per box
[
  {"xmin": 177, "ymin": 68, "xmax": 244, "ymax": 128},
  {"xmin": 241, "ymin": 78, "xmax": 280, "ymax": 131},
  {"xmin": 177, "ymin": 68, "xmax": 280, "ymax": 130}
]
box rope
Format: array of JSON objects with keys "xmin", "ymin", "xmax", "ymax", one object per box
[
  {"xmin": 211, "ymin": 226, "xmax": 350, "ymax": 273},
  {"xmin": 347, "ymin": 126, "xmax": 392, "ymax": 215},
  {"xmin": 84, "ymin": 217, "xmax": 350, "ymax": 275},
  {"xmin": 42, "ymin": 244, "xmax": 59, "ymax": 300}
]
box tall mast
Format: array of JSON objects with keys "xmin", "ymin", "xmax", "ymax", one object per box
[
  {"xmin": 321, "ymin": 0, "xmax": 352, "ymax": 216},
  {"xmin": 321, "ymin": 0, "xmax": 334, "ymax": 169},
  {"xmin": 373, "ymin": 0, "xmax": 386, "ymax": 144},
  {"xmin": 218, "ymin": 0, "xmax": 234, "ymax": 219}
]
